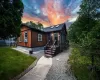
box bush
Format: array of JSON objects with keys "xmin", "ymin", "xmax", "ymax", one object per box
[{"xmin": 69, "ymin": 48, "xmax": 99, "ymax": 80}]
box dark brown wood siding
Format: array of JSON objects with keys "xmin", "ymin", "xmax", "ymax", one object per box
[{"xmin": 31, "ymin": 31, "xmax": 47, "ymax": 47}]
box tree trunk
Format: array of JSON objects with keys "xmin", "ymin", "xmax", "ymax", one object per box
[{"xmin": 91, "ymin": 54, "xmax": 95, "ymax": 71}]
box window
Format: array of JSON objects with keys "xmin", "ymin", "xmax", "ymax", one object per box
[
  {"xmin": 38, "ymin": 34, "xmax": 42, "ymax": 41},
  {"xmin": 54, "ymin": 33, "xmax": 58, "ymax": 37},
  {"xmin": 24, "ymin": 31, "xmax": 28, "ymax": 42}
]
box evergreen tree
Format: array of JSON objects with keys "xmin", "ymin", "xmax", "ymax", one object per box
[
  {"xmin": 69, "ymin": 0, "xmax": 100, "ymax": 73},
  {"xmin": 0, "ymin": 0, "xmax": 24, "ymax": 39}
]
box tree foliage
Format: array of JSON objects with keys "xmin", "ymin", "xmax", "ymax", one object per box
[
  {"xmin": 69, "ymin": 0, "xmax": 100, "ymax": 71},
  {"xmin": 78, "ymin": 0, "xmax": 100, "ymax": 19},
  {"xmin": 26, "ymin": 21, "xmax": 44, "ymax": 30},
  {"xmin": 0, "ymin": 0, "xmax": 24, "ymax": 39}
]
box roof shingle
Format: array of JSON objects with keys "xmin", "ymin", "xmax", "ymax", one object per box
[
  {"xmin": 21, "ymin": 23, "xmax": 66, "ymax": 33},
  {"xmin": 43, "ymin": 23, "xmax": 65, "ymax": 32}
]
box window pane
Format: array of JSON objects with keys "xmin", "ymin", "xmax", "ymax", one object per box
[
  {"xmin": 24, "ymin": 32, "xmax": 28, "ymax": 42},
  {"xmin": 25, "ymin": 33, "xmax": 27, "ymax": 37},
  {"xmin": 38, "ymin": 34, "xmax": 42, "ymax": 41}
]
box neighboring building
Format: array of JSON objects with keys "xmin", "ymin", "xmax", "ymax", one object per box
[
  {"xmin": 0, "ymin": 38, "xmax": 15, "ymax": 46},
  {"xmin": 18, "ymin": 23, "xmax": 68, "ymax": 56}
]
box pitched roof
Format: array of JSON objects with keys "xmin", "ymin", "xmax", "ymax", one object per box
[
  {"xmin": 21, "ymin": 23, "xmax": 45, "ymax": 33},
  {"xmin": 21, "ymin": 23, "xmax": 66, "ymax": 33},
  {"xmin": 43, "ymin": 23, "xmax": 66, "ymax": 32}
]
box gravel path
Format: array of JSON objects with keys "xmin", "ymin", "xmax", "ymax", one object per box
[
  {"xmin": 31, "ymin": 50, "xmax": 44, "ymax": 60},
  {"xmin": 45, "ymin": 49, "xmax": 76, "ymax": 80}
]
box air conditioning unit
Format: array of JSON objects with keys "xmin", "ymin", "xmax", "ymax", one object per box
[{"xmin": 24, "ymin": 39, "xmax": 28, "ymax": 42}]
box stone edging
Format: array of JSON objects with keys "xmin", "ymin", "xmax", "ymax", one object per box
[{"xmin": 12, "ymin": 59, "xmax": 38, "ymax": 80}]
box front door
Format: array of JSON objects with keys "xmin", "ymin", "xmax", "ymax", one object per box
[
  {"xmin": 48, "ymin": 33, "xmax": 51, "ymax": 40},
  {"xmin": 54, "ymin": 33, "xmax": 58, "ymax": 45},
  {"xmin": 48, "ymin": 33, "xmax": 59, "ymax": 45},
  {"xmin": 47, "ymin": 33, "xmax": 52, "ymax": 45}
]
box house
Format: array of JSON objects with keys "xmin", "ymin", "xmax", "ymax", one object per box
[
  {"xmin": 18, "ymin": 24, "xmax": 47, "ymax": 48},
  {"xmin": 18, "ymin": 23, "xmax": 69, "ymax": 56}
]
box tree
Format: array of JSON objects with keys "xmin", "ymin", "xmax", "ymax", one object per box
[
  {"xmin": 78, "ymin": 0, "xmax": 100, "ymax": 20},
  {"xmin": 69, "ymin": 0, "xmax": 100, "ymax": 73},
  {"xmin": 37, "ymin": 23, "xmax": 43, "ymax": 30},
  {"xmin": 0, "ymin": 0, "xmax": 24, "ymax": 39},
  {"xmin": 26, "ymin": 21, "xmax": 43, "ymax": 30},
  {"xmin": 29, "ymin": 21, "xmax": 37, "ymax": 28}
]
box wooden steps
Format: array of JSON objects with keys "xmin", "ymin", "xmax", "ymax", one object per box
[{"xmin": 44, "ymin": 40, "xmax": 60, "ymax": 57}]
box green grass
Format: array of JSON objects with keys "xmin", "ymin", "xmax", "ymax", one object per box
[
  {"xmin": 0, "ymin": 47, "xmax": 36, "ymax": 80},
  {"xmin": 69, "ymin": 48, "xmax": 92, "ymax": 80}
]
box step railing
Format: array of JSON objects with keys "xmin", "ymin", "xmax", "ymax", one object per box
[
  {"xmin": 44, "ymin": 40, "xmax": 51, "ymax": 50},
  {"xmin": 51, "ymin": 40, "xmax": 56, "ymax": 48},
  {"xmin": 45, "ymin": 40, "xmax": 50, "ymax": 47}
]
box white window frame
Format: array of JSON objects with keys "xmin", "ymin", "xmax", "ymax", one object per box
[
  {"xmin": 38, "ymin": 34, "xmax": 42, "ymax": 41},
  {"xmin": 24, "ymin": 31, "xmax": 28, "ymax": 42}
]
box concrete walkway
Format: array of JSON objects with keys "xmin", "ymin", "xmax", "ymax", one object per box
[
  {"xmin": 13, "ymin": 47, "xmax": 44, "ymax": 60},
  {"xmin": 19, "ymin": 56, "xmax": 52, "ymax": 80}
]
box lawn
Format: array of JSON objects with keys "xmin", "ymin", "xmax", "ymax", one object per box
[
  {"xmin": 69, "ymin": 48, "xmax": 92, "ymax": 80},
  {"xmin": 0, "ymin": 47, "xmax": 36, "ymax": 80}
]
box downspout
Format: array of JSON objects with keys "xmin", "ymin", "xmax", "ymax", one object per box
[
  {"xmin": 60, "ymin": 31, "xmax": 62, "ymax": 52},
  {"xmin": 31, "ymin": 30, "xmax": 32, "ymax": 48}
]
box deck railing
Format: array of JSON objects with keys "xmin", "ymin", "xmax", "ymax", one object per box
[{"xmin": 51, "ymin": 40, "xmax": 56, "ymax": 48}]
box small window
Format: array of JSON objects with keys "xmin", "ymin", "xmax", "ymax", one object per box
[
  {"xmin": 38, "ymin": 34, "xmax": 42, "ymax": 41},
  {"xmin": 24, "ymin": 31, "xmax": 28, "ymax": 42}
]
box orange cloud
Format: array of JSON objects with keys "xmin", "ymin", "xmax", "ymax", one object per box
[
  {"xmin": 22, "ymin": 13, "xmax": 50, "ymax": 27},
  {"xmin": 22, "ymin": 0, "xmax": 71, "ymax": 27},
  {"xmin": 42, "ymin": 0, "xmax": 70, "ymax": 25}
]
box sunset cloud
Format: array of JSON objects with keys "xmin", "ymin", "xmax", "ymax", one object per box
[
  {"xmin": 22, "ymin": 0, "xmax": 81, "ymax": 27},
  {"xmin": 22, "ymin": 13, "xmax": 50, "ymax": 27}
]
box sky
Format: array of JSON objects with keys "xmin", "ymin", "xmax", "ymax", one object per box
[{"xmin": 22, "ymin": 0, "xmax": 82, "ymax": 27}]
